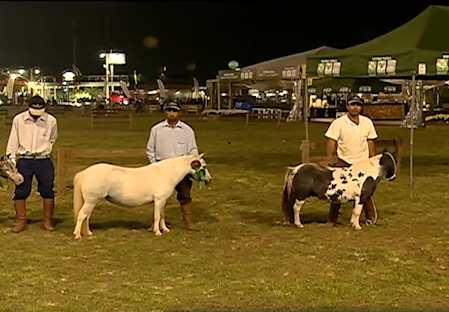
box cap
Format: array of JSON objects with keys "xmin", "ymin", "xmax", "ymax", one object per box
[
  {"xmin": 28, "ymin": 95, "xmax": 46, "ymax": 116},
  {"xmin": 348, "ymin": 96, "xmax": 364, "ymax": 106},
  {"xmin": 164, "ymin": 102, "xmax": 181, "ymax": 111}
]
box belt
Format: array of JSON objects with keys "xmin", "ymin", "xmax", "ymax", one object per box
[{"xmin": 19, "ymin": 155, "xmax": 51, "ymax": 159}]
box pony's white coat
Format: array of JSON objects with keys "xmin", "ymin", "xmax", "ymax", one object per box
[{"xmin": 73, "ymin": 154, "xmax": 211, "ymax": 239}]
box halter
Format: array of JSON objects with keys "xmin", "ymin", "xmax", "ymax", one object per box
[{"xmin": 383, "ymin": 151, "xmax": 397, "ymax": 181}]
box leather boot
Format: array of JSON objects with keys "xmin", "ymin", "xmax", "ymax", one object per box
[
  {"xmin": 363, "ymin": 196, "xmax": 378, "ymax": 225},
  {"xmin": 180, "ymin": 202, "xmax": 195, "ymax": 230},
  {"xmin": 43, "ymin": 198, "xmax": 55, "ymax": 231},
  {"xmin": 326, "ymin": 203, "xmax": 341, "ymax": 227},
  {"xmin": 12, "ymin": 200, "xmax": 27, "ymax": 233}
]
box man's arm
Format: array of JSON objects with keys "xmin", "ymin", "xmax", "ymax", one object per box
[
  {"xmin": 50, "ymin": 119, "xmax": 58, "ymax": 145},
  {"xmin": 187, "ymin": 129, "xmax": 199, "ymax": 155},
  {"xmin": 321, "ymin": 138, "xmax": 337, "ymax": 166},
  {"xmin": 146, "ymin": 128, "xmax": 157, "ymax": 163},
  {"xmin": 6, "ymin": 117, "xmax": 19, "ymax": 161},
  {"xmin": 368, "ymin": 139, "xmax": 376, "ymax": 157},
  {"xmin": 321, "ymin": 121, "xmax": 339, "ymax": 166}
]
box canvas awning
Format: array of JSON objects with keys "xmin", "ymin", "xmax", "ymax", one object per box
[{"xmin": 306, "ymin": 5, "xmax": 449, "ymax": 79}]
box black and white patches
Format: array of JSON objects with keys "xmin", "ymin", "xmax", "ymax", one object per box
[{"xmin": 358, "ymin": 172, "xmax": 365, "ymax": 178}]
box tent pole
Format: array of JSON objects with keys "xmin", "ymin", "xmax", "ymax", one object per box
[
  {"xmin": 217, "ymin": 75, "xmax": 221, "ymax": 110},
  {"xmin": 410, "ymin": 74, "xmax": 416, "ymax": 199},
  {"xmin": 303, "ymin": 76, "xmax": 309, "ymax": 141}
]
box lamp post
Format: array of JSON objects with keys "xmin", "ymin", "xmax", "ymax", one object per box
[
  {"xmin": 62, "ymin": 70, "xmax": 76, "ymax": 104},
  {"xmin": 100, "ymin": 50, "xmax": 126, "ymax": 102}
]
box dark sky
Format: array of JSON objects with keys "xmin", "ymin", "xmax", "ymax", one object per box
[{"xmin": 0, "ymin": 1, "xmax": 445, "ymax": 83}]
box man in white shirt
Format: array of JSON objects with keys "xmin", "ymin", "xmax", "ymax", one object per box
[
  {"xmin": 146, "ymin": 101, "xmax": 199, "ymax": 230},
  {"xmin": 320, "ymin": 96, "xmax": 378, "ymax": 226},
  {"xmin": 6, "ymin": 96, "xmax": 58, "ymax": 233}
]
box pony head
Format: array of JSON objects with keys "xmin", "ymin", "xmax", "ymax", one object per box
[
  {"xmin": 190, "ymin": 153, "xmax": 212, "ymax": 186},
  {"xmin": 0, "ymin": 155, "xmax": 24, "ymax": 185},
  {"xmin": 379, "ymin": 150, "xmax": 397, "ymax": 181}
]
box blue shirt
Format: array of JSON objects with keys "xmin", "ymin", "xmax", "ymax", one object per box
[{"xmin": 146, "ymin": 120, "xmax": 198, "ymax": 163}]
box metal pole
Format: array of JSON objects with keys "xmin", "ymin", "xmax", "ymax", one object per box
[
  {"xmin": 410, "ymin": 74, "xmax": 416, "ymax": 199},
  {"xmin": 228, "ymin": 83, "xmax": 233, "ymax": 109},
  {"xmin": 105, "ymin": 55, "xmax": 109, "ymax": 100},
  {"xmin": 217, "ymin": 75, "xmax": 221, "ymax": 110},
  {"xmin": 303, "ymin": 77, "xmax": 309, "ymax": 141},
  {"xmin": 110, "ymin": 64, "xmax": 114, "ymax": 93}
]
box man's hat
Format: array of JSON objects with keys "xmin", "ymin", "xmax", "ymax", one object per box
[
  {"xmin": 164, "ymin": 101, "xmax": 181, "ymax": 111},
  {"xmin": 28, "ymin": 95, "xmax": 46, "ymax": 116},
  {"xmin": 348, "ymin": 96, "xmax": 364, "ymax": 106}
]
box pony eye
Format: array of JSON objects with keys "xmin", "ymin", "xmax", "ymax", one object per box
[{"xmin": 191, "ymin": 160, "xmax": 201, "ymax": 169}]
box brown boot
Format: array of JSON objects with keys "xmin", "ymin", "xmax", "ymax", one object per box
[
  {"xmin": 43, "ymin": 198, "xmax": 55, "ymax": 231},
  {"xmin": 12, "ymin": 200, "xmax": 27, "ymax": 233},
  {"xmin": 326, "ymin": 203, "xmax": 341, "ymax": 227},
  {"xmin": 363, "ymin": 197, "xmax": 377, "ymax": 225},
  {"xmin": 180, "ymin": 202, "xmax": 195, "ymax": 230}
]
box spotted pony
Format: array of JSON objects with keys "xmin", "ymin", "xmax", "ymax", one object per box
[{"xmin": 282, "ymin": 151, "xmax": 397, "ymax": 230}]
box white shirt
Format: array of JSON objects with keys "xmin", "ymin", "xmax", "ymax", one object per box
[
  {"xmin": 325, "ymin": 114, "xmax": 377, "ymax": 164},
  {"xmin": 6, "ymin": 110, "xmax": 58, "ymax": 159},
  {"xmin": 146, "ymin": 120, "xmax": 198, "ymax": 163}
]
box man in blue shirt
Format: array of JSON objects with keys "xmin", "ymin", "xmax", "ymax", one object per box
[{"xmin": 146, "ymin": 101, "xmax": 199, "ymax": 230}]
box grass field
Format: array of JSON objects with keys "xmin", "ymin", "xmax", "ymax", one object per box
[{"xmin": 0, "ymin": 111, "xmax": 448, "ymax": 311}]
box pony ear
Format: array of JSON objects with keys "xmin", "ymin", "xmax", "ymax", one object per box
[{"xmin": 199, "ymin": 153, "xmax": 205, "ymax": 158}]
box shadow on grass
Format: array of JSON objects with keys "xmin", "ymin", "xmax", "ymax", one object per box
[
  {"xmin": 89, "ymin": 205, "xmax": 219, "ymax": 231},
  {"xmin": 237, "ymin": 209, "xmax": 329, "ymax": 227}
]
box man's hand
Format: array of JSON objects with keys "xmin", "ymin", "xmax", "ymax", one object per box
[{"xmin": 320, "ymin": 157, "xmax": 333, "ymax": 167}]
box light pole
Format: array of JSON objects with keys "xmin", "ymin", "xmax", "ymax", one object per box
[
  {"xmin": 62, "ymin": 70, "xmax": 76, "ymax": 104},
  {"xmin": 100, "ymin": 50, "xmax": 126, "ymax": 103}
]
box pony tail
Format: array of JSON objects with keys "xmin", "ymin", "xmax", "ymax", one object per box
[{"xmin": 282, "ymin": 168, "xmax": 296, "ymax": 223}]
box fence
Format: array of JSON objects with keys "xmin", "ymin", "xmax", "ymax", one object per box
[
  {"xmin": 56, "ymin": 148, "xmax": 147, "ymax": 195},
  {"xmin": 300, "ymin": 137, "xmax": 403, "ymax": 174},
  {"xmin": 90, "ymin": 108, "xmax": 133, "ymax": 130}
]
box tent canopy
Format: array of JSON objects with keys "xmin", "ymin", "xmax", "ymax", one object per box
[
  {"xmin": 307, "ymin": 5, "xmax": 449, "ymax": 78},
  {"xmin": 309, "ymin": 78, "xmax": 402, "ymax": 94},
  {"xmin": 239, "ymin": 46, "xmax": 338, "ymax": 90},
  {"xmin": 243, "ymin": 46, "xmax": 337, "ymax": 71}
]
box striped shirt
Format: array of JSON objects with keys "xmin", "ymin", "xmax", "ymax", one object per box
[
  {"xmin": 6, "ymin": 110, "xmax": 58, "ymax": 159},
  {"xmin": 146, "ymin": 120, "xmax": 198, "ymax": 163}
]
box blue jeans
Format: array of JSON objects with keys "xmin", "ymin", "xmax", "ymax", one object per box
[{"xmin": 14, "ymin": 158, "xmax": 55, "ymax": 200}]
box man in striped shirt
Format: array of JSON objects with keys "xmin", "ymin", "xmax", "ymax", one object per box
[
  {"xmin": 146, "ymin": 101, "xmax": 199, "ymax": 230},
  {"xmin": 6, "ymin": 96, "xmax": 58, "ymax": 233}
]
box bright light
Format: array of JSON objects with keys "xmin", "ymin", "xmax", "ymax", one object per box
[
  {"xmin": 18, "ymin": 69, "xmax": 25, "ymax": 75},
  {"xmin": 34, "ymin": 68, "xmax": 41, "ymax": 75},
  {"xmin": 99, "ymin": 52, "xmax": 106, "ymax": 59},
  {"xmin": 10, "ymin": 73, "xmax": 17, "ymax": 79},
  {"xmin": 123, "ymin": 100, "xmax": 129, "ymax": 105},
  {"xmin": 62, "ymin": 70, "xmax": 76, "ymax": 81},
  {"xmin": 63, "ymin": 81, "xmax": 67, "ymax": 85},
  {"xmin": 28, "ymin": 82, "xmax": 36, "ymax": 88}
]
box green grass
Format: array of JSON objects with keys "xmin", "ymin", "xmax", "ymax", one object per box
[{"xmin": 0, "ymin": 111, "xmax": 448, "ymax": 311}]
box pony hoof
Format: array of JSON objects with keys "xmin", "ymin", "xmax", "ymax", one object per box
[
  {"xmin": 74, "ymin": 234, "xmax": 82, "ymax": 240},
  {"xmin": 352, "ymin": 224, "xmax": 362, "ymax": 230},
  {"xmin": 87, "ymin": 231, "xmax": 93, "ymax": 236},
  {"xmin": 282, "ymin": 221, "xmax": 291, "ymax": 226},
  {"xmin": 154, "ymin": 231, "xmax": 162, "ymax": 236},
  {"xmin": 162, "ymin": 228, "xmax": 170, "ymax": 233},
  {"xmin": 295, "ymin": 224, "xmax": 304, "ymax": 228}
]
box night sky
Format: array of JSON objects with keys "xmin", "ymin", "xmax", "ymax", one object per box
[{"xmin": 0, "ymin": 1, "xmax": 445, "ymax": 83}]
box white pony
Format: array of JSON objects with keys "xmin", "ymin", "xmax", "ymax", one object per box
[{"xmin": 73, "ymin": 154, "xmax": 211, "ymax": 239}]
